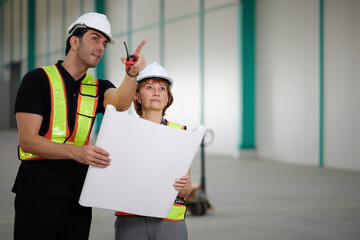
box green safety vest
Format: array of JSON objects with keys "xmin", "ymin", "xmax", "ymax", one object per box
[
  {"xmin": 164, "ymin": 121, "xmax": 187, "ymax": 220},
  {"xmin": 163, "ymin": 200, "xmax": 187, "ymax": 221},
  {"xmin": 18, "ymin": 64, "xmax": 99, "ymax": 160},
  {"xmin": 116, "ymin": 120, "xmax": 187, "ymax": 221}
]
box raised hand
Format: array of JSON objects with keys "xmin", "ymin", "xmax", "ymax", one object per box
[{"xmin": 121, "ymin": 39, "xmax": 147, "ymax": 77}]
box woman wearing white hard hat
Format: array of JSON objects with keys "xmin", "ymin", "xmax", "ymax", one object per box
[
  {"xmin": 115, "ymin": 63, "xmax": 191, "ymax": 240},
  {"xmin": 13, "ymin": 12, "xmax": 147, "ymax": 239}
]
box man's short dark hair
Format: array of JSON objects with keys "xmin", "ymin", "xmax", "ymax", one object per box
[{"xmin": 65, "ymin": 28, "xmax": 89, "ymax": 56}]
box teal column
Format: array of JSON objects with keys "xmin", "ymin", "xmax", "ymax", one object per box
[
  {"xmin": 240, "ymin": 0, "xmax": 256, "ymax": 149},
  {"xmin": 237, "ymin": 1, "xmax": 242, "ymax": 148},
  {"xmin": 94, "ymin": 0, "xmax": 106, "ymax": 133},
  {"xmin": 27, "ymin": 0, "xmax": 36, "ymax": 71},
  {"xmin": 95, "ymin": 0, "xmax": 106, "ymax": 79},
  {"xmin": 319, "ymin": 0, "xmax": 324, "ymax": 167}
]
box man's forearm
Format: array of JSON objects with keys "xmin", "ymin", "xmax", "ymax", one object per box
[
  {"xmin": 113, "ymin": 74, "xmax": 138, "ymax": 111},
  {"xmin": 19, "ymin": 134, "xmax": 77, "ymax": 160}
]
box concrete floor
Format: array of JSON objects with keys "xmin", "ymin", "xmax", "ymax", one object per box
[{"xmin": 1, "ymin": 129, "xmax": 360, "ymax": 240}]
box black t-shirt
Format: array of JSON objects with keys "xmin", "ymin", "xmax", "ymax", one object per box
[{"xmin": 12, "ymin": 60, "xmax": 116, "ymax": 199}]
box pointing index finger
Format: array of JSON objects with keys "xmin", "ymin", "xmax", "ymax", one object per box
[{"xmin": 133, "ymin": 40, "xmax": 147, "ymax": 55}]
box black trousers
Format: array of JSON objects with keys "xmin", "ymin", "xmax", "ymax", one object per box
[{"xmin": 14, "ymin": 194, "xmax": 92, "ymax": 240}]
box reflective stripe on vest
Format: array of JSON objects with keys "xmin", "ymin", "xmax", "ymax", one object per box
[
  {"xmin": 115, "ymin": 202, "xmax": 186, "ymax": 221},
  {"xmin": 18, "ymin": 65, "xmax": 98, "ymax": 160},
  {"xmin": 167, "ymin": 121, "xmax": 185, "ymax": 130},
  {"xmin": 163, "ymin": 121, "xmax": 187, "ymax": 220},
  {"xmin": 163, "ymin": 203, "xmax": 187, "ymax": 221}
]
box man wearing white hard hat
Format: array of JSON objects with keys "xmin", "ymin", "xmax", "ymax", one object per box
[{"xmin": 12, "ymin": 12, "xmax": 146, "ymax": 239}]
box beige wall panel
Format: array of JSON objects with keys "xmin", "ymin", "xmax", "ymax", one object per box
[
  {"xmin": 21, "ymin": 0, "xmax": 28, "ymax": 71},
  {"xmin": 165, "ymin": 0, "xmax": 199, "ymax": 20},
  {"xmin": 35, "ymin": 0, "xmax": 46, "ymax": 57},
  {"xmin": 35, "ymin": 57, "xmax": 46, "ymax": 69},
  {"xmin": 106, "ymin": 27, "xmax": 161, "ymax": 90},
  {"xmin": 204, "ymin": 6, "xmax": 239, "ymax": 157},
  {"xmin": 133, "ymin": 29, "xmax": 161, "ymax": 65},
  {"xmin": 12, "ymin": 0, "xmax": 20, "ymax": 61},
  {"xmin": 205, "ymin": 0, "xmax": 237, "ymax": 9},
  {"xmin": 106, "ymin": 43, "xmax": 127, "ymax": 88},
  {"xmin": 65, "ymin": 0, "xmax": 83, "ymax": 31},
  {"xmin": 50, "ymin": 52, "xmax": 62, "ymax": 66},
  {"xmin": 84, "ymin": 0, "xmax": 94, "ymax": 13},
  {"xmin": 49, "ymin": 0, "xmax": 63, "ymax": 54},
  {"xmin": 3, "ymin": 2, "xmax": 11, "ymax": 63},
  {"xmin": 132, "ymin": 0, "xmax": 160, "ymax": 29},
  {"xmin": 256, "ymin": 0, "xmax": 319, "ymax": 165},
  {"xmin": 323, "ymin": 0, "xmax": 360, "ymax": 171},
  {"xmin": 107, "ymin": 0, "xmax": 128, "ymax": 36},
  {"xmin": 164, "ymin": 17, "xmax": 201, "ymax": 130}
]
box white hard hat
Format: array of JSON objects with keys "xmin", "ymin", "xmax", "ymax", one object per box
[
  {"xmin": 137, "ymin": 63, "xmax": 174, "ymax": 88},
  {"xmin": 67, "ymin": 12, "xmax": 115, "ymax": 44}
]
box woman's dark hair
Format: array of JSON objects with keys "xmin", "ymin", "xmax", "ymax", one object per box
[{"xmin": 65, "ymin": 27, "xmax": 89, "ymax": 56}]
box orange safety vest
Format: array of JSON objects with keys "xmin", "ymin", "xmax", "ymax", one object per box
[
  {"xmin": 18, "ymin": 64, "xmax": 99, "ymax": 160},
  {"xmin": 116, "ymin": 120, "xmax": 187, "ymax": 221}
]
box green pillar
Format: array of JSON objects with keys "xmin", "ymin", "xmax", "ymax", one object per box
[
  {"xmin": 240, "ymin": 0, "xmax": 256, "ymax": 150},
  {"xmin": 95, "ymin": 0, "xmax": 106, "ymax": 79},
  {"xmin": 94, "ymin": 0, "xmax": 106, "ymax": 133}
]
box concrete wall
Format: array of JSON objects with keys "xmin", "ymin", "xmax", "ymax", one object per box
[
  {"xmin": 256, "ymin": 0, "xmax": 360, "ymax": 171},
  {"xmin": 1, "ymin": 0, "xmax": 359, "ymax": 171},
  {"xmin": 323, "ymin": 0, "xmax": 360, "ymax": 170},
  {"xmin": 0, "ymin": 0, "xmax": 240, "ymax": 157},
  {"xmin": 106, "ymin": 0, "xmax": 240, "ymax": 157},
  {"xmin": 256, "ymin": 0, "xmax": 320, "ymax": 166}
]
